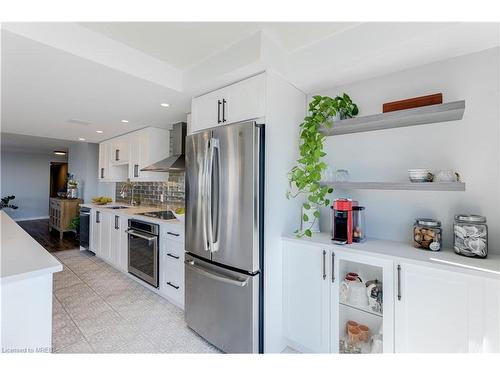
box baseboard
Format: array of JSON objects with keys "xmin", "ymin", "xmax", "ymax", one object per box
[{"xmin": 14, "ymin": 216, "xmax": 50, "ymax": 222}]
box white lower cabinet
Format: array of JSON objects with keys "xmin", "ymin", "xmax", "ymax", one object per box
[
  {"xmin": 331, "ymin": 251, "xmax": 394, "ymax": 354},
  {"xmin": 90, "ymin": 209, "xmax": 102, "ymax": 256},
  {"xmin": 282, "ymin": 239, "xmax": 499, "ymax": 353},
  {"xmin": 159, "ymin": 225, "xmax": 185, "ymax": 308},
  {"xmin": 394, "ymin": 262, "xmax": 499, "ymax": 353},
  {"xmin": 89, "ymin": 210, "xmax": 127, "ymax": 272},
  {"xmin": 99, "ymin": 212, "xmax": 112, "ymax": 263},
  {"xmin": 283, "ymin": 241, "xmax": 330, "ymax": 353},
  {"xmin": 107, "ymin": 214, "xmax": 128, "ymax": 272}
]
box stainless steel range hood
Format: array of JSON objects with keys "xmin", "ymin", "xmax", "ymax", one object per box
[{"xmin": 141, "ymin": 122, "xmax": 187, "ymax": 172}]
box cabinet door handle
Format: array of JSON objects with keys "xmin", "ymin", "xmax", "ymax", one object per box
[
  {"xmin": 217, "ymin": 100, "xmax": 222, "ymax": 124},
  {"xmin": 331, "ymin": 252, "xmax": 335, "ymax": 283},
  {"xmin": 96, "ymin": 211, "xmax": 100, "ymax": 223},
  {"xmin": 167, "ymin": 231, "xmax": 180, "ymax": 237},
  {"xmin": 134, "ymin": 164, "xmax": 139, "ymax": 178},
  {"xmin": 222, "ymin": 98, "xmax": 227, "ymax": 122},
  {"xmin": 322, "ymin": 250, "xmax": 326, "ymax": 280},
  {"xmin": 115, "ymin": 149, "xmax": 120, "ymax": 161},
  {"xmin": 167, "ymin": 253, "xmax": 180, "ymax": 260},
  {"xmin": 167, "ymin": 281, "xmax": 180, "ymax": 290},
  {"xmin": 115, "ymin": 215, "xmax": 119, "ymax": 230},
  {"xmin": 397, "ymin": 264, "xmax": 402, "ymax": 301},
  {"xmin": 100, "ymin": 168, "xmax": 104, "ymax": 179}
]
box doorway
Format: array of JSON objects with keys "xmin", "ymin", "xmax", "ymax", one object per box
[{"xmin": 50, "ymin": 162, "xmax": 68, "ymax": 197}]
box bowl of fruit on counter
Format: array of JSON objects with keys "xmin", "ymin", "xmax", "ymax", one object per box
[
  {"xmin": 172, "ymin": 207, "xmax": 185, "ymax": 222},
  {"xmin": 91, "ymin": 196, "xmax": 113, "ymax": 205}
]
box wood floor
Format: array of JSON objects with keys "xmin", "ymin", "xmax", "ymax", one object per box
[{"xmin": 17, "ymin": 219, "xmax": 79, "ymax": 252}]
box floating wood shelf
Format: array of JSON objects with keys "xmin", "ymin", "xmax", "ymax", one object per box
[
  {"xmin": 322, "ymin": 181, "xmax": 466, "ymax": 191},
  {"xmin": 320, "ymin": 101, "xmax": 465, "ymax": 136}
]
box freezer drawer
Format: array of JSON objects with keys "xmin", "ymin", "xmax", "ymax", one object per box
[{"xmin": 184, "ymin": 255, "xmax": 259, "ymax": 353}]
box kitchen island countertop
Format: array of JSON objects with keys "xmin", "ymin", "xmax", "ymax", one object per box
[{"xmin": 1, "ymin": 211, "xmax": 62, "ymax": 283}]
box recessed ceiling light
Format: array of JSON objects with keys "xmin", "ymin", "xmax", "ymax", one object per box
[
  {"xmin": 54, "ymin": 151, "xmax": 67, "ymax": 156},
  {"xmin": 121, "ymin": 120, "xmax": 129, "ymax": 123},
  {"xmin": 160, "ymin": 103, "xmax": 170, "ymax": 107},
  {"xmin": 78, "ymin": 137, "xmax": 86, "ymax": 141},
  {"xmin": 96, "ymin": 130, "xmax": 103, "ymax": 134}
]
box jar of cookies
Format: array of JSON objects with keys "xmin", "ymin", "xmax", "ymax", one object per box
[{"xmin": 413, "ymin": 218, "xmax": 442, "ymax": 251}]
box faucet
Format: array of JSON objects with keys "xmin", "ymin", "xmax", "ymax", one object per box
[{"xmin": 119, "ymin": 180, "xmax": 138, "ymax": 206}]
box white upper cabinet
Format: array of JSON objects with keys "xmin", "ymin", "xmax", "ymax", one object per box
[
  {"xmin": 98, "ymin": 142, "xmax": 109, "ymax": 181},
  {"xmin": 98, "ymin": 127, "xmax": 170, "ymax": 183},
  {"xmin": 283, "ymin": 241, "xmax": 330, "ymax": 353},
  {"xmin": 224, "ymin": 74, "xmax": 266, "ymax": 125},
  {"xmin": 110, "ymin": 135, "xmax": 130, "ymax": 165},
  {"xmin": 191, "ymin": 73, "xmax": 266, "ymax": 133},
  {"xmin": 394, "ymin": 262, "xmax": 499, "ymax": 353},
  {"xmin": 128, "ymin": 127, "xmax": 169, "ymax": 182}
]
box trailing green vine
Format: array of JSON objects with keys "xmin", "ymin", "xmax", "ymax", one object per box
[{"xmin": 287, "ymin": 94, "xmax": 359, "ymax": 237}]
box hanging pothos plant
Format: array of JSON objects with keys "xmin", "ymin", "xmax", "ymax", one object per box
[{"xmin": 287, "ymin": 94, "xmax": 359, "ymax": 237}]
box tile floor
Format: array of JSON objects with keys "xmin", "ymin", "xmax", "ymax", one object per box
[{"xmin": 52, "ymin": 249, "xmax": 220, "ymax": 353}]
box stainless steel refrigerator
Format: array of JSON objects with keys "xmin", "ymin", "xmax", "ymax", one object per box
[{"xmin": 184, "ymin": 121, "xmax": 264, "ymax": 353}]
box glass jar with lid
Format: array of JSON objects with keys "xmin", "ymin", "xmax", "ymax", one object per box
[
  {"xmin": 413, "ymin": 218, "xmax": 442, "ymax": 251},
  {"xmin": 454, "ymin": 215, "xmax": 488, "ymax": 258}
]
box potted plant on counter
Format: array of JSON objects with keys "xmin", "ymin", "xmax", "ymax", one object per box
[{"xmin": 287, "ymin": 94, "xmax": 359, "ymax": 237}]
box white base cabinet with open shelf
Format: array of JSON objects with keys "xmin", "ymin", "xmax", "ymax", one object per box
[
  {"xmin": 283, "ymin": 237, "xmax": 500, "ymax": 353},
  {"xmin": 332, "ymin": 252, "xmax": 394, "ymax": 354}
]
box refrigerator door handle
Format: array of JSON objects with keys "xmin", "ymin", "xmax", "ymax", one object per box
[
  {"xmin": 185, "ymin": 259, "xmax": 248, "ymax": 287},
  {"xmin": 201, "ymin": 138, "xmax": 210, "ymax": 252},
  {"xmin": 210, "ymin": 137, "xmax": 221, "ymax": 252},
  {"xmin": 206, "ymin": 137, "xmax": 218, "ymax": 252}
]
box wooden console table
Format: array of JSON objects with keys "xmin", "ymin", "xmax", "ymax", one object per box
[{"xmin": 49, "ymin": 198, "xmax": 83, "ymax": 240}]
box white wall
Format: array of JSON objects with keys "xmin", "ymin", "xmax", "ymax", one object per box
[
  {"xmin": 310, "ymin": 47, "xmax": 500, "ymax": 253},
  {"xmin": 0, "ymin": 150, "xmax": 67, "ymax": 220},
  {"xmin": 68, "ymin": 142, "xmax": 114, "ymax": 203},
  {"xmin": 264, "ymin": 72, "xmax": 306, "ymax": 352}
]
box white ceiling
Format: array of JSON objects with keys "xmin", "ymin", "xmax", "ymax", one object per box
[
  {"xmin": 79, "ymin": 22, "xmax": 358, "ymax": 69},
  {"xmin": 1, "ymin": 22, "xmax": 498, "ymax": 146},
  {"xmin": 1, "ymin": 30, "xmax": 191, "ymax": 143}
]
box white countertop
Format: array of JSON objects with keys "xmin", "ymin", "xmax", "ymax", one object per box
[
  {"xmin": 80, "ymin": 203, "xmax": 183, "ymax": 226},
  {"xmin": 282, "ymin": 232, "xmax": 500, "ymax": 279},
  {"xmin": 1, "ymin": 211, "xmax": 63, "ymax": 283}
]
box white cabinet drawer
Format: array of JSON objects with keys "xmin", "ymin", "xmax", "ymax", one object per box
[
  {"xmin": 161, "ymin": 225, "xmax": 184, "ymax": 243},
  {"xmin": 160, "ymin": 248, "xmax": 184, "ymax": 308}
]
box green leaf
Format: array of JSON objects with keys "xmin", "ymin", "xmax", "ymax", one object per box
[
  {"xmin": 313, "ymin": 210, "xmax": 320, "ymax": 218},
  {"xmin": 287, "ymin": 94, "xmax": 358, "ymax": 235},
  {"xmin": 303, "ymin": 214, "xmax": 309, "ymax": 222}
]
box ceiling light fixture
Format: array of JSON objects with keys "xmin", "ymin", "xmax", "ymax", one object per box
[
  {"xmin": 121, "ymin": 120, "xmax": 129, "ymax": 123},
  {"xmin": 96, "ymin": 130, "xmax": 104, "ymax": 134},
  {"xmin": 160, "ymin": 103, "xmax": 170, "ymax": 107},
  {"xmin": 78, "ymin": 137, "xmax": 86, "ymax": 141},
  {"xmin": 54, "ymin": 151, "xmax": 67, "ymax": 156}
]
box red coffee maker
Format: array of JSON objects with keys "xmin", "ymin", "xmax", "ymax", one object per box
[{"xmin": 332, "ymin": 199, "xmax": 355, "ymax": 244}]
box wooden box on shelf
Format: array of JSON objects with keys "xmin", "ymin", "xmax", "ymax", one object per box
[
  {"xmin": 49, "ymin": 198, "xmax": 83, "ymax": 240},
  {"xmin": 383, "ymin": 93, "xmax": 443, "ymax": 113}
]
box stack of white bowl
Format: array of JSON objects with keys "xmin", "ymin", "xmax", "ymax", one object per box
[{"xmin": 408, "ymin": 168, "xmax": 433, "ymax": 182}]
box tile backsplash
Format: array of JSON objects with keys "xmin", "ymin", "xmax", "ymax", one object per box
[{"xmin": 115, "ymin": 172, "xmax": 185, "ymax": 209}]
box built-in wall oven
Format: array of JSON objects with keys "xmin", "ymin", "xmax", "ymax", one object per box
[{"xmin": 126, "ymin": 219, "xmax": 159, "ymax": 288}]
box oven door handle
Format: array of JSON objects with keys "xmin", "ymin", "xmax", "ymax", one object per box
[
  {"xmin": 184, "ymin": 259, "xmax": 248, "ymax": 287},
  {"xmin": 126, "ymin": 229, "xmax": 157, "ymax": 242}
]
